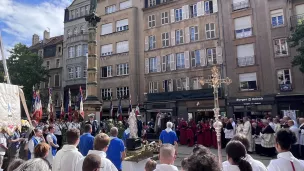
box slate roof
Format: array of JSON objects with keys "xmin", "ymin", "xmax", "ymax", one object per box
[{"xmin": 29, "ymin": 35, "xmax": 63, "ymax": 50}]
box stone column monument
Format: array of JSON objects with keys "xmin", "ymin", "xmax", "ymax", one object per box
[{"xmin": 83, "ymin": 0, "xmax": 101, "ymax": 120}]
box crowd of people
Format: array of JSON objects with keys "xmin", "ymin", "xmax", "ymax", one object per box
[{"xmin": 0, "ymin": 113, "xmax": 304, "ymax": 171}]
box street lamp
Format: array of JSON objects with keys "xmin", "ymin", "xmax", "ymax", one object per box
[{"xmin": 199, "ymin": 66, "xmax": 232, "ymax": 165}]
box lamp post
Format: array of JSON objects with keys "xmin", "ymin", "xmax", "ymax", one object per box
[{"xmin": 199, "ymin": 66, "xmax": 232, "ymax": 165}]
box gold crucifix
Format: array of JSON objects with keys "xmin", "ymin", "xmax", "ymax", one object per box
[{"xmin": 199, "ymin": 66, "xmax": 232, "ymax": 165}]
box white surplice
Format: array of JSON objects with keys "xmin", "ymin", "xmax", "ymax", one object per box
[
  {"xmin": 267, "ymin": 152, "xmax": 304, "ymax": 171},
  {"xmin": 243, "ymin": 121, "xmax": 253, "ymax": 152},
  {"xmin": 52, "ymin": 145, "xmax": 83, "ymax": 171}
]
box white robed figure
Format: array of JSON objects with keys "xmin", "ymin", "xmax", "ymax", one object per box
[
  {"xmin": 243, "ymin": 117, "xmax": 253, "ymax": 152},
  {"xmin": 128, "ymin": 109, "xmax": 138, "ymax": 138}
]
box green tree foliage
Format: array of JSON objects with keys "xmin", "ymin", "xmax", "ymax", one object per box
[
  {"xmin": 0, "ymin": 43, "xmax": 49, "ymax": 108},
  {"xmin": 288, "ymin": 24, "xmax": 304, "ymax": 73}
]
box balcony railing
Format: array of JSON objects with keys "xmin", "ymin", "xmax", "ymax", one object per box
[
  {"xmin": 290, "ymin": 14, "xmax": 304, "ymax": 28},
  {"xmin": 232, "ymin": 0, "xmax": 250, "ymax": 11},
  {"xmin": 237, "ymin": 56, "xmax": 255, "ymax": 67},
  {"xmin": 66, "ymin": 33, "xmax": 88, "ymax": 44}
]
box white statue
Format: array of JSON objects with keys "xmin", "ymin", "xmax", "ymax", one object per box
[{"xmin": 128, "ymin": 109, "xmax": 138, "ymax": 138}]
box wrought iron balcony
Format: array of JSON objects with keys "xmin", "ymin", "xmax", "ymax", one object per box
[
  {"xmin": 279, "ymin": 84, "xmax": 292, "ymax": 92},
  {"xmin": 232, "ymin": 0, "xmax": 250, "ymax": 11},
  {"xmin": 237, "ymin": 56, "xmax": 255, "ymax": 67},
  {"xmin": 290, "ymin": 14, "xmax": 304, "ymax": 28}
]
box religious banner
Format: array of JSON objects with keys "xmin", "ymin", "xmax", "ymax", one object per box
[
  {"xmin": 283, "ymin": 110, "xmax": 297, "ymax": 121},
  {"xmin": 0, "ymin": 83, "xmax": 21, "ymax": 134}
]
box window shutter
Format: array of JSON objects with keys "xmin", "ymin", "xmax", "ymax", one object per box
[
  {"xmin": 145, "ymin": 58, "xmax": 149, "ymax": 74},
  {"xmin": 216, "ymin": 46, "xmax": 223, "ymax": 64},
  {"xmin": 201, "ymin": 1, "xmax": 205, "ymax": 15},
  {"xmin": 185, "ymin": 27, "xmax": 190, "ymax": 43},
  {"xmin": 237, "ymin": 44, "xmax": 254, "ymax": 57},
  {"xmin": 184, "ymin": 51, "xmax": 190, "ymax": 69},
  {"xmin": 212, "ymin": 0, "xmax": 218, "ymax": 13},
  {"xmin": 186, "ymin": 77, "xmax": 190, "ymax": 90},
  {"xmin": 145, "ymin": 36, "xmax": 149, "ymax": 51},
  {"xmin": 170, "ymin": 9, "xmax": 175, "ymax": 23},
  {"xmin": 200, "ymin": 49, "xmax": 206, "ymax": 66},
  {"xmin": 170, "ymin": 54, "xmax": 176, "ymax": 70},
  {"xmin": 234, "ymin": 16, "xmax": 252, "ymax": 30},
  {"xmin": 162, "ymin": 56, "xmax": 166, "ymax": 72},
  {"xmin": 156, "ymin": 56, "xmax": 161, "ymax": 72},
  {"xmin": 185, "ymin": 5, "xmax": 189, "ymax": 19},
  {"xmin": 171, "ymin": 31, "xmax": 176, "ymax": 46},
  {"xmin": 182, "ymin": 5, "xmax": 186, "ymax": 20},
  {"xmin": 239, "ymin": 73, "xmax": 257, "ymax": 82},
  {"xmin": 169, "ymin": 79, "xmax": 173, "ymax": 91},
  {"xmin": 197, "ymin": 1, "xmax": 202, "ymax": 16}
]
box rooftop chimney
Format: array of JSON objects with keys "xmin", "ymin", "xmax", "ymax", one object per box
[
  {"xmin": 32, "ymin": 34, "xmax": 40, "ymax": 46},
  {"xmin": 43, "ymin": 30, "xmax": 50, "ymax": 44}
]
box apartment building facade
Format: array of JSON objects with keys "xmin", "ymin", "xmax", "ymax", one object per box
[
  {"xmin": 29, "ymin": 31, "xmax": 63, "ymax": 115},
  {"xmin": 96, "ymin": 0, "xmax": 145, "ymax": 117},
  {"xmin": 222, "ymin": 0, "xmax": 304, "ymax": 118},
  {"xmin": 63, "ymin": 0, "xmax": 90, "ymax": 111},
  {"xmin": 143, "ymin": 0, "xmax": 225, "ymax": 121}
]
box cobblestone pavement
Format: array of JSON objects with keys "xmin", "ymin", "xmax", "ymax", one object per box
[{"xmin": 174, "ymin": 145, "xmax": 272, "ymax": 169}]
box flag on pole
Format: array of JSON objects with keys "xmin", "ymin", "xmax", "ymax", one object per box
[
  {"xmin": 128, "ymin": 95, "xmax": 132, "ymax": 114},
  {"xmin": 60, "ymin": 95, "xmax": 65, "ymax": 120},
  {"xmin": 68, "ymin": 89, "xmax": 73, "ymax": 122},
  {"xmin": 79, "ymin": 86, "xmax": 84, "ymax": 118},
  {"xmin": 100, "ymin": 106, "xmax": 103, "ymax": 119},
  {"xmin": 135, "ymin": 95, "xmax": 140, "ymax": 116},
  {"xmin": 47, "ymin": 88, "xmax": 54, "ymax": 121},
  {"xmin": 33, "ymin": 90, "xmax": 42, "ymax": 122},
  {"xmin": 117, "ymin": 97, "xmax": 122, "ymax": 121},
  {"xmin": 32, "ymin": 86, "xmax": 36, "ymax": 113},
  {"xmin": 110, "ymin": 97, "xmax": 113, "ymax": 118}
]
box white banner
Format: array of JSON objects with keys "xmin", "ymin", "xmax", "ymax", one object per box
[
  {"xmin": 0, "ymin": 83, "xmax": 21, "ymax": 133},
  {"xmin": 283, "ymin": 110, "xmax": 297, "ymax": 121}
]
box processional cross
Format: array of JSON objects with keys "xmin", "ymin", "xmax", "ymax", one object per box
[{"xmin": 199, "ymin": 66, "xmax": 232, "ymax": 165}]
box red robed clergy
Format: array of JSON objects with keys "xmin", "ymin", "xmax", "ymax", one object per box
[
  {"xmin": 186, "ymin": 127, "xmax": 194, "ymax": 147},
  {"xmin": 202, "ymin": 122, "xmax": 212, "ymax": 147},
  {"xmin": 196, "ymin": 123, "xmax": 204, "ymax": 145}
]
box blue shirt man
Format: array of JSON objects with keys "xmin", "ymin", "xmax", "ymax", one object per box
[
  {"xmin": 79, "ymin": 124, "xmax": 94, "ymax": 156},
  {"xmin": 107, "ymin": 127, "xmax": 126, "ymax": 171},
  {"xmin": 159, "ymin": 122, "xmax": 178, "ymax": 145}
]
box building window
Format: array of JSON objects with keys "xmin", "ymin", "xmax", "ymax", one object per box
[
  {"xmin": 237, "ymin": 44, "xmax": 255, "ymax": 67},
  {"xmin": 85, "ymin": 5, "xmax": 89, "ymax": 15},
  {"xmin": 120, "ymin": 0, "xmax": 131, "ymax": 10},
  {"xmin": 69, "ymin": 46, "xmax": 75, "ymax": 58},
  {"xmin": 116, "ymin": 63, "xmax": 129, "ymax": 76},
  {"xmin": 76, "ymin": 45, "xmax": 82, "ymax": 57},
  {"xmin": 46, "ymin": 61, "xmax": 50, "ymax": 69},
  {"xmin": 80, "ymin": 7, "xmax": 85, "ymax": 16},
  {"xmin": 101, "ymin": 89, "xmax": 112, "ymax": 100},
  {"xmin": 70, "ymin": 10, "xmax": 75, "ymax": 19},
  {"xmin": 148, "ymin": 15, "xmax": 156, "ymax": 28},
  {"xmin": 80, "ymin": 25, "xmax": 85, "ymax": 34},
  {"xmin": 58, "ymin": 46, "xmax": 61, "ymax": 53},
  {"xmin": 162, "ymin": 55, "xmax": 171, "ymax": 72},
  {"xmin": 105, "ymin": 5, "xmax": 116, "ymax": 14},
  {"xmin": 67, "ymin": 29, "xmax": 72, "ymax": 37},
  {"xmin": 75, "ymin": 66, "xmax": 81, "ymax": 78},
  {"xmin": 101, "ymin": 66, "xmax": 112, "ymax": 78},
  {"xmin": 175, "ymin": 8, "xmax": 183, "ymax": 22},
  {"xmin": 83, "ymin": 44, "xmax": 88, "ymax": 56},
  {"xmin": 68, "ymin": 68, "xmax": 74, "ymax": 79},
  {"xmin": 207, "ymin": 48, "xmax": 216, "ymax": 65},
  {"xmin": 271, "ymin": 9, "xmax": 284, "ymax": 27},
  {"xmin": 163, "ymin": 79, "xmax": 173, "ymax": 92},
  {"xmin": 56, "ymin": 59, "xmax": 60, "ymax": 68},
  {"xmin": 206, "ymin": 23, "xmax": 215, "ymax": 39},
  {"xmin": 162, "ymin": 32, "xmax": 169, "ymax": 47},
  {"xmin": 175, "ymin": 29, "xmax": 184, "ymax": 45},
  {"xmin": 116, "ymin": 87, "xmax": 129, "ymax": 99},
  {"xmin": 232, "ymin": 0, "xmax": 250, "ymax": 11},
  {"xmin": 149, "ymin": 57, "xmax": 157, "ymax": 73},
  {"xmin": 176, "ymin": 53, "xmax": 185, "ymax": 69},
  {"xmin": 176, "ymin": 78, "xmax": 188, "ymax": 91},
  {"xmin": 101, "ymin": 23, "xmax": 113, "ymax": 35},
  {"xmin": 277, "ymin": 69, "xmax": 291, "ymax": 85},
  {"xmin": 149, "ymin": 0, "xmax": 156, "ymax": 7},
  {"xmin": 101, "ymin": 44, "xmax": 113, "ymax": 56},
  {"xmin": 190, "ymin": 26, "xmax": 199, "ymax": 42},
  {"xmin": 83, "ymin": 66, "xmax": 87, "ymax": 78},
  {"xmin": 274, "ymin": 38, "xmax": 288, "ymax": 56},
  {"xmin": 149, "ymin": 35, "xmax": 156, "ymax": 50},
  {"xmin": 190, "ymin": 77, "xmax": 201, "ymax": 90},
  {"xmin": 38, "ymin": 50, "xmax": 43, "ymax": 57},
  {"xmin": 189, "ymin": 4, "xmax": 197, "ymax": 18},
  {"xmin": 73, "ymin": 27, "xmax": 78, "ymax": 35},
  {"xmin": 191, "ymin": 50, "xmax": 200, "ymax": 67},
  {"xmin": 54, "ymin": 74, "xmax": 60, "ymax": 87},
  {"xmin": 239, "ymin": 72, "xmax": 257, "ymax": 91},
  {"xmin": 149, "ymin": 82, "xmax": 158, "ymax": 93},
  {"xmin": 204, "ymin": 0, "xmax": 213, "ymax": 14},
  {"xmin": 161, "ymin": 12, "xmax": 169, "ymax": 25},
  {"xmin": 75, "ymin": 9, "xmax": 79, "ymax": 18},
  {"xmin": 116, "ymin": 19, "xmax": 129, "ymax": 32},
  {"xmin": 235, "ymin": 16, "xmax": 252, "ymax": 39},
  {"xmin": 116, "ymin": 41, "xmax": 129, "ymax": 53}
]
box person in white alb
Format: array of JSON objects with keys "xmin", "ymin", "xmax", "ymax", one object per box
[
  {"xmin": 222, "ymin": 134, "xmax": 267, "ymax": 171},
  {"xmin": 243, "ymin": 117, "xmax": 253, "ymax": 152},
  {"xmin": 288, "ymin": 120, "xmax": 300, "ymax": 158},
  {"xmin": 154, "ymin": 144, "xmax": 178, "ymax": 171},
  {"xmin": 0, "ymin": 128, "xmax": 8, "ymax": 169},
  {"xmin": 268, "ymin": 129, "xmax": 304, "ymax": 171},
  {"xmin": 75, "ymin": 133, "xmax": 117, "ymax": 171},
  {"xmin": 54, "ymin": 120, "xmax": 63, "ymax": 150},
  {"xmin": 52, "ymin": 128, "xmax": 83, "ymax": 171}
]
